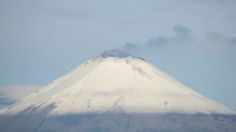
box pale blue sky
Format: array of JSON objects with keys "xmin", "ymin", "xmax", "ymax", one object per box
[{"xmin": 0, "ymin": 0, "xmax": 236, "ymax": 109}]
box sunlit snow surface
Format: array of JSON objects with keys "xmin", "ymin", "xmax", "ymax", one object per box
[{"xmin": 1, "ymin": 50, "xmax": 235, "ymax": 116}]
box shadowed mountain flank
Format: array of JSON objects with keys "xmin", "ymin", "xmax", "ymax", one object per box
[{"xmin": 1, "ymin": 112, "xmax": 236, "ymax": 132}]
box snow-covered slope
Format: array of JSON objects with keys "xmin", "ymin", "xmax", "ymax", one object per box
[{"xmin": 1, "ymin": 50, "xmax": 235, "ymax": 116}]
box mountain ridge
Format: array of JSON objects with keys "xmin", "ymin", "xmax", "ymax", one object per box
[{"xmin": 1, "ymin": 50, "xmax": 235, "ymax": 116}]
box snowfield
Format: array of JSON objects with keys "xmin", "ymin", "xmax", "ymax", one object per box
[{"xmin": 1, "ymin": 50, "xmax": 235, "ymax": 116}]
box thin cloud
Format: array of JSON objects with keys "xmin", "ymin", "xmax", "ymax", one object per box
[
  {"xmin": 27, "ymin": 1, "xmax": 91, "ymax": 18},
  {"xmin": 123, "ymin": 42, "xmax": 138, "ymax": 50},
  {"xmin": 147, "ymin": 35, "xmax": 171, "ymax": 46},
  {"xmin": 120, "ymin": 24, "xmax": 193, "ymax": 52},
  {"xmin": 0, "ymin": 85, "xmax": 42, "ymax": 109},
  {"xmin": 206, "ymin": 32, "xmax": 236, "ymax": 45},
  {"xmin": 174, "ymin": 24, "xmax": 191, "ymax": 37},
  {"xmin": 119, "ymin": 25, "xmax": 236, "ymax": 58}
]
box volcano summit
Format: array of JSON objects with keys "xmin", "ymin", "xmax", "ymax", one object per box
[{"xmin": 0, "ymin": 50, "xmax": 236, "ymax": 132}]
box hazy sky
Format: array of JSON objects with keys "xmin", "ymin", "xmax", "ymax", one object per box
[{"xmin": 0, "ymin": 0, "xmax": 236, "ymax": 109}]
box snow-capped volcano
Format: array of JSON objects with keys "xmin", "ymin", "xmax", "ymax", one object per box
[{"xmin": 1, "ymin": 49, "xmax": 235, "ymax": 116}]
